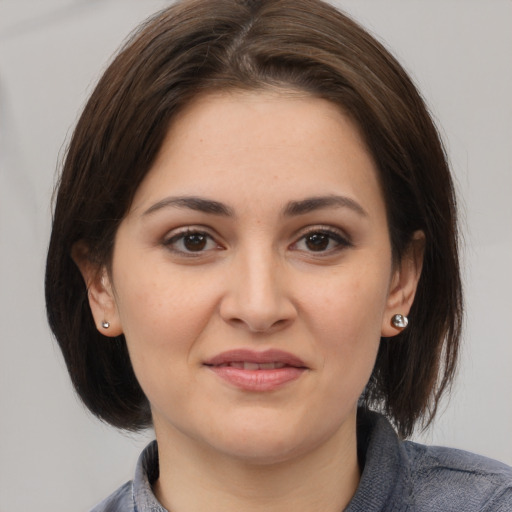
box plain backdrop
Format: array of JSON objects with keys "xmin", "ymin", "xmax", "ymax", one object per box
[{"xmin": 1, "ymin": 1, "xmax": 511, "ymax": 510}]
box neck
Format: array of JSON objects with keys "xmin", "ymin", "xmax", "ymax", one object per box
[{"xmin": 153, "ymin": 417, "xmax": 360, "ymax": 512}]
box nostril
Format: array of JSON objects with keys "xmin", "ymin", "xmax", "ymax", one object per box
[
  {"xmin": 228, "ymin": 318, "xmax": 246, "ymax": 327},
  {"xmin": 227, "ymin": 316, "xmax": 292, "ymax": 334}
]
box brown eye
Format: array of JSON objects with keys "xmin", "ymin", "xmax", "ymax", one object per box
[
  {"xmin": 292, "ymin": 228, "xmax": 352, "ymax": 254},
  {"xmin": 305, "ymin": 233, "xmax": 330, "ymax": 251},
  {"xmin": 164, "ymin": 230, "xmax": 220, "ymax": 255},
  {"xmin": 183, "ymin": 233, "xmax": 207, "ymax": 251}
]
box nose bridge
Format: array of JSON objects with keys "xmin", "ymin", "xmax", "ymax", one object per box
[{"xmin": 220, "ymin": 239, "xmax": 295, "ymax": 332}]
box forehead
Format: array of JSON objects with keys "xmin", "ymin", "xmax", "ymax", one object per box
[{"xmin": 129, "ymin": 90, "xmax": 384, "ymax": 217}]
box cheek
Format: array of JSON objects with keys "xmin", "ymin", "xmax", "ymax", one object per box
[
  {"xmin": 306, "ymin": 263, "xmax": 390, "ymax": 338},
  {"xmin": 303, "ymin": 265, "xmax": 389, "ymax": 382},
  {"xmin": 111, "ymin": 266, "xmax": 219, "ymax": 421},
  {"xmin": 112, "ymin": 258, "xmax": 218, "ymax": 373}
]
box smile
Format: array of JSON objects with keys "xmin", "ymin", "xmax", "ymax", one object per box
[
  {"xmin": 216, "ymin": 361, "xmax": 288, "ymax": 370},
  {"xmin": 204, "ymin": 349, "xmax": 308, "ymax": 391}
]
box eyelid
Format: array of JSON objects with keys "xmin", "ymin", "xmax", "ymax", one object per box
[
  {"xmin": 160, "ymin": 224, "xmax": 352, "ymax": 256},
  {"xmin": 162, "ymin": 226, "xmax": 223, "ymax": 255},
  {"xmin": 290, "ymin": 225, "xmax": 353, "ymax": 252}
]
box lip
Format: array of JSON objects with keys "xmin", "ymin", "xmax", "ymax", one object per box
[
  {"xmin": 204, "ymin": 349, "xmax": 307, "ymax": 368},
  {"xmin": 204, "ymin": 349, "xmax": 308, "ymax": 392}
]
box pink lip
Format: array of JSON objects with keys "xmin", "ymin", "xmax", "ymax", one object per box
[
  {"xmin": 204, "ymin": 349, "xmax": 308, "ymax": 392},
  {"xmin": 205, "ymin": 349, "xmax": 307, "ymax": 367}
]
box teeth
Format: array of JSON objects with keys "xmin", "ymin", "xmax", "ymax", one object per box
[
  {"xmin": 216, "ymin": 362, "xmax": 289, "ymax": 370},
  {"xmin": 259, "ymin": 362, "xmax": 285, "ymax": 369},
  {"xmin": 225, "ymin": 362, "xmax": 288, "ymax": 370},
  {"xmin": 243, "ymin": 362, "xmax": 260, "ymax": 370}
]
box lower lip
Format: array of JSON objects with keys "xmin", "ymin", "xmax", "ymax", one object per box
[{"xmin": 207, "ymin": 366, "xmax": 306, "ymax": 391}]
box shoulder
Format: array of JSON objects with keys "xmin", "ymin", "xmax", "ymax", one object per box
[
  {"xmin": 89, "ymin": 481, "xmax": 133, "ymax": 512},
  {"xmin": 88, "ymin": 440, "xmax": 164, "ymax": 512},
  {"xmin": 351, "ymin": 409, "xmax": 512, "ymax": 512},
  {"xmin": 403, "ymin": 441, "xmax": 512, "ymax": 511}
]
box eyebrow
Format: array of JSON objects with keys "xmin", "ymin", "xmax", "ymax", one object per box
[
  {"xmin": 283, "ymin": 195, "xmax": 368, "ymax": 217},
  {"xmin": 142, "ymin": 194, "xmax": 367, "ymax": 218},
  {"xmin": 142, "ymin": 196, "xmax": 234, "ymax": 217}
]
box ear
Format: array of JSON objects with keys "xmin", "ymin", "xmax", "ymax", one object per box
[
  {"xmin": 71, "ymin": 241, "xmax": 123, "ymax": 337},
  {"xmin": 381, "ymin": 231, "xmax": 425, "ymax": 337}
]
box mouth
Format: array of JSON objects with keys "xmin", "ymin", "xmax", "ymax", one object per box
[
  {"xmin": 203, "ymin": 349, "xmax": 308, "ymax": 391},
  {"xmin": 213, "ymin": 361, "xmax": 290, "ymax": 370},
  {"xmin": 204, "ymin": 349, "xmax": 308, "ymax": 369}
]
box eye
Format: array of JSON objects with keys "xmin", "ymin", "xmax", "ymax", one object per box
[
  {"xmin": 163, "ymin": 229, "xmax": 221, "ymax": 254},
  {"xmin": 292, "ymin": 228, "xmax": 351, "ymax": 253}
]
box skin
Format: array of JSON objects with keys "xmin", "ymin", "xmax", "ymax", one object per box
[{"xmin": 78, "ymin": 90, "xmax": 423, "ymax": 512}]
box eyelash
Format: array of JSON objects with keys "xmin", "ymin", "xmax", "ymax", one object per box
[
  {"xmin": 162, "ymin": 226, "xmax": 352, "ymax": 256},
  {"xmin": 163, "ymin": 228, "xmax": 221, "ymax": 256},
  {"xmin": 291, "ymin": 227, "xmax": 352, "ymax": 254}
]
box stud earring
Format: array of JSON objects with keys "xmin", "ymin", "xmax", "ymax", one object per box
[
  {"xmin": 391, "ymin": 314, "xmax": 408, "ymax": 329},
  {"xmin": 101, "ymin": 321, "xmax": 110, "ymax": 329}
]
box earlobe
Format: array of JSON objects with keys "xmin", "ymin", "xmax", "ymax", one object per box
[
  {"xmin": 71, "ymin": 241, "xmax": 123, "ymax": 337},
  {"xmin": 381, "ymin": 231, "xmax": 425, "ymax": 338}
]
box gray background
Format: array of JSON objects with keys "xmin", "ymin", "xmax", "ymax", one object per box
[{"xmin": 1, "ymin": 1, "xmax": 511, "ymax": 510}]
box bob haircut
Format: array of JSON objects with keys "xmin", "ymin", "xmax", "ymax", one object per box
[{"xmin": 46, "ymin": 0, "xmax": 462, "ymax": 438}]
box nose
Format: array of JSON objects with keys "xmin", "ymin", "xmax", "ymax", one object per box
[{"xmin": 219, "ymin": 247, "xmax": 297, "ymax": 334}]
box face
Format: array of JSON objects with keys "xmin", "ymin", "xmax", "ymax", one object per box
[{"xmin": 85, "ymin": 90, "xmax": 420, "ymax": 464}]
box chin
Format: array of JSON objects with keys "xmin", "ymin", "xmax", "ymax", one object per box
[
  {"xmin": 214, "ymin": 432, "xmax": 311, "ymax": 466},
  {"xmin": 201, "ymin": 411, "xmax": 334, "ymax": 466}
]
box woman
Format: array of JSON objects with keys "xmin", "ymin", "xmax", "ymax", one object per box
[{"xmin": 45, "ymin": 0, "xmax": 512, "ymax": 510}]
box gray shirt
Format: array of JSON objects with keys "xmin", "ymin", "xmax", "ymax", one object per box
[{"xmin": 91, "ymin": 409, "xmax": 512, "ymax": 511}]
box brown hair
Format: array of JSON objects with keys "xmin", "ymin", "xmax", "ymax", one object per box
[{"xmin": 45, "ymin": 0, "xmax": 462, "ymax": 437}]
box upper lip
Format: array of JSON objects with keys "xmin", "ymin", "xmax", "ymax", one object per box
[{"xmin": 204, "ymin": 349, "xmax": 308, "ymax": 368}]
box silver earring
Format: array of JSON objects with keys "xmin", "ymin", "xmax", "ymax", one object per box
[
  {"xmin": 101, "ymin": 321, "xmax": 110, "ymax": 329},
  {"xmin": 391, "ymin": 314, "xmax": 408, "ymax": 329}
]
